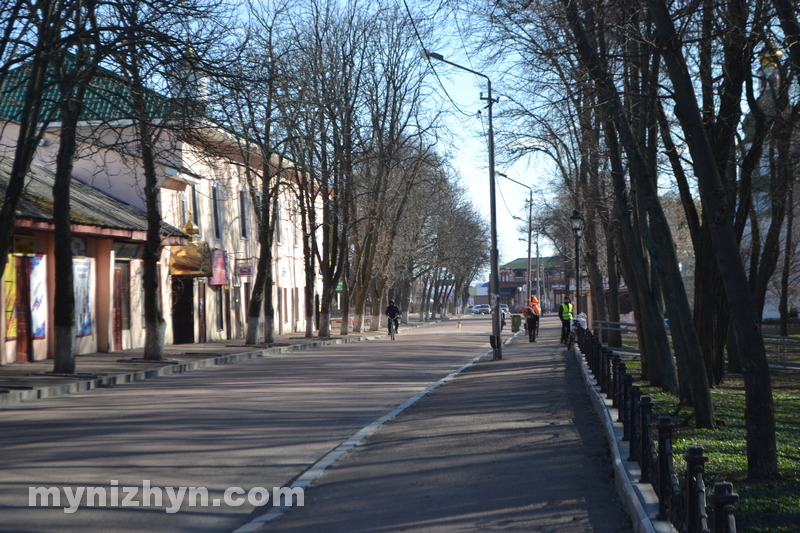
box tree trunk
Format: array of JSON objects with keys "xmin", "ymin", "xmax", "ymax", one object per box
[
  {"xmin": 647, "ymin": 0, "xmax": 778, "ymax": 479},
  {"xmin": 263, "ymin": 268, "xmax": 275, "ymax": 344},
  {"xmin": 605, "ymin": 122, "xmax": 674, "ymax": 390},
  {"xmin": 245, "ymin": 235, "xmax": 269, "ymax": 345},
  {"xmin": 340, "ymin": 276, "xmax": 351, "ymax": 336},
  {"xmin": 605, "ymin": 219, "xmax": 621, "ymax": 347},
  {"xmin": 140, "ymin": 123, "xmax": 166, "ymax": 361},
  {"xmin": 780, "ymin": 185, "xmax": 793, "ymax": 336},
  {"xmin": 563, "ymin": 0, "xmax": 706, "ymax": 412},
  {"xmin": 303, "ymin": 240, "xmax": 315, "ymax": 338},
  {"xmin": 52, "ymin": 93, "xmax": 80, "ymax": 374}
]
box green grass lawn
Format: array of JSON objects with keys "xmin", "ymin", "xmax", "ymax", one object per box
[{"xmin": 620, "ymin": 356, "xmax": 800, "ymax": 532}]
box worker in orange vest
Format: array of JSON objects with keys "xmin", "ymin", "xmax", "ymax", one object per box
[{"xmin": 524, "ymin": 295, "xmax": 541, "ymax": 342}]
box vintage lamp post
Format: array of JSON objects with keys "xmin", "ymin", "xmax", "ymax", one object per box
[{"xmin": 570, "ymin": 210, "xmax": 583, "ymax": 316}]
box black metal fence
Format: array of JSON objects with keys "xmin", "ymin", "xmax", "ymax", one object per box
[{"xmin": 576, "ymin": 325, "xmax": 739, "ymax": 533}]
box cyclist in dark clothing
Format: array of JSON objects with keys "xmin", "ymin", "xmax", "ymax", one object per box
[{"xmin": 385, "ymin": 299, "xmax": 401, "ymax": 335}]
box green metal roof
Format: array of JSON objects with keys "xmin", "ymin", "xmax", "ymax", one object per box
[
  {"xmin": 502, "ymin": 256, "xmax": 564, "ymax": 272},
  {"xmin": 0, "ymin": 58, "xmax": 178, "ymax": 124},
  {"xmin": 0, "ymin": 156, "xmax": 186, "ymax": 237}
]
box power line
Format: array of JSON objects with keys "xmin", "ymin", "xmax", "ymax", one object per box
[{"xmin": 401, "ymin": 0, "xmax": 479, "ymax": 118}]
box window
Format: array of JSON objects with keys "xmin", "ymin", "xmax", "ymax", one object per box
[
  {"xmin": 212, "ymin": 183, "xmax": 222, "ymax": 240},
  {"xmin": 181, "ymin": 192, "xmax": 188, "ymax": 226},
  {"xmin": 275, "ymin": 198, "xmax": 282, "ymax": 244},
  {"xmin": 216, "ymin": 286, "xmax": 224, "ymax": 331},
  {"xmin": 191, "ymin": 186, "xmax": 202, "ymax": 236},
  {"xmin": 239, "ymin": 188, "xmax": 249, "ymax": 239}
]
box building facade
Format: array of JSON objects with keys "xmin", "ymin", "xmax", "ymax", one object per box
[{"xmin": 0, "ymin": 68, "xmax": 316, "ymax": 364}]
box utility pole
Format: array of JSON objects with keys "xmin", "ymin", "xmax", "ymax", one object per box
[{"xmin": 422, "ymin": 50, "xmax": 502, "ymax": 360}]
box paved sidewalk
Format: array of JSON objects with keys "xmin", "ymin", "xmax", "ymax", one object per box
[
  {"xmin": 252, "ymin": 317, "xmax": 634, "ymax": 533},
  {"xmin": 0, "ymin": 318, "xmax": 447, "ymax": 407}
]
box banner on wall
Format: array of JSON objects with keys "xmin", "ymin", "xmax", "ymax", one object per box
[
  {"xmin": 209, "ymin": 250, "xmax": 228, "ymax": 286},
  {"xmin": 13, "ymin": 235, "xmax": 34, "ymax": 255},
  {"xmin": 4, "ymin": 255, "xmax": 16, "ymax": 339},
  {"xmin": 74, "ymin": 257, "xmax": 92, "ymax": 337},
  {"xmin": 169, "ymin": 242, "xmax": 212, "ymax": 276},
  {"xmin": 29, "ymin": 255, "xmax": 46, "ymax": 339}
]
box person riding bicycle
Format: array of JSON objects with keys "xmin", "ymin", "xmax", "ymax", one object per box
[{"xmin": 385, "ymin": 299, "xmax": 401, "ymax": 335}]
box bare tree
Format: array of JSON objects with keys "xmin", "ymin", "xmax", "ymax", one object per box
[
  {"xmin": 646, "ymin": 0, "xmax": 778, "ymax": 480},
  {"xmin": 0, "ymin": 0, "xmax": 60, "ymax": 274},
  {"xmin": 103, "ymin": 0, "xmax": 234, "ymax": 359},
  {"xmin": 50, "ymin": 1, "xmax": 103, "ymax": 373}
]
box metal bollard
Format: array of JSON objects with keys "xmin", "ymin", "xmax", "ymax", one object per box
[
  {"xmin": 605, "ymin": 350, "xmax": 615, "ymax": 395},
  {"xmin": 685, "ymin": 446, "xmax": 709, "ymax": 533},
  {"xmin": 598, "ymin": 348, "xmax": 606, "ymax": 392},
  {"xmin": 657, "ymin": 416, "xmax": 674, "ymax": 519},
  {"xmin": 640, "ymin": 396, "xmax": 653, "ymax": 482},
  {"xmin": 612, "ymin": 353, "xmax": 622, "ymax": 408},
  {"xmin": 628, "ymin": 386, "xmax": 642, "ymax": 462},
  {"xmin": 712, "ymin": 482, "xmax": 738, "ymax": 533},
  {"xmin": 622, "ymin": 373, "xmax": 633, "ymax": 430}
]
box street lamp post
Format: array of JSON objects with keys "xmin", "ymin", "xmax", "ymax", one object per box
[
  {"xmin": 570, "ymin": 210, "xmax": 583, "ymax": 317},
  {"xmin": 501, "ymin": 172, "xmax": 533, "ymax": 307},
  {"xmin": 422, "ymin": 50, "xmax": 502, "ymax": 359}
]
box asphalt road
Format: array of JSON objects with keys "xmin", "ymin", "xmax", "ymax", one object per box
[
  {"xmin": 1, "ymin": 317, "xmax": 505, "ymax": 532},
  {"xmin": 255, "ymin": 316, "xmax": 633, "ymax": 533},
  {"xmin": 1, "ymin": 315, "xmax": 632, "ymax": 533}
]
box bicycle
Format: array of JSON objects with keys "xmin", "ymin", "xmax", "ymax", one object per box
[{"xmin": 387, "ymin": 316, "xmax": 399, "ymax": 341}]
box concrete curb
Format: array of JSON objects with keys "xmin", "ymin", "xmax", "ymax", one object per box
[
  {"xmin": 0, "ymin": 335, "xmax": 381, "ymax": 408},
  {"xmin": 0, "ymin": 318, "xmax": 457, "ymax": 408},
  {"xmin": 569, "ymin": 345, "xmax": 677, "ymax": 533}
]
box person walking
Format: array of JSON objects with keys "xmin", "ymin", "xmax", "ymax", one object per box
[
  {"xmin": 525, "ymin": 295, "xmax": 541, "ymax": 342},
  {"xmin": 559, "ymin": 297, "xmax": 574, "ymax": 344}
]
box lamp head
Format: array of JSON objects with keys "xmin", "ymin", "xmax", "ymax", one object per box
[
  {"xmin": 570, "ymin": 210, "xmax": 583, "ymax": 237},
  {"xmin": 421, "ymin": 50, "xmax": 444, "ymax": 61}
]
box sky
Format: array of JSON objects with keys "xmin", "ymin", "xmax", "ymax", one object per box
[{"xmin": 422, "ymin": 52, "xmax": 551, "ymax": 272}]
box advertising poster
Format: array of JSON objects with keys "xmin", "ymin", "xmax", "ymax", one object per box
[
  {"xmin": 210, "ymin": 250, "xmax": 228, "ymax": 286},
  {"xmin": 73, "ymin": 257, "xmax": 92, "ymax": 337},
  {"xmin": 29, "ymin": 255, "xmax": 46, "ymax": 339},
  {"xmin": 4, "ymin": 255, "xmax": 16, "ymax": 339}
]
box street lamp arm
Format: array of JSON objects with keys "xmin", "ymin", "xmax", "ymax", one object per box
[
  {"xmin": 496, "ymin": 172, "xmax": 531, "ymax": 192},
  {"xmin": 421, "ymin": 50, "xmax": 490, "ymax": 81}
]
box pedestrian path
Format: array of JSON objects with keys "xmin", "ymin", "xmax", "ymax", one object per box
[{"xmin": 253, "ymin": 317, "xmax": 634, "ymax": 533}]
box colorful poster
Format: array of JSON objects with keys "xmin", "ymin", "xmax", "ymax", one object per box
[
  {"xmin": 73, "ymin": 257, "xmax": 92, "ymax": 337},
  {"xmin": 210, "ymin": 250, "xmax": 228, "ymax": 286},
  {"xmin": 4, "ymin": 255, "xmax": 16, "ymax": 339},
  {"xmin": 29, "ymin": 255, "xmax": 46, "ymax": 339}
]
